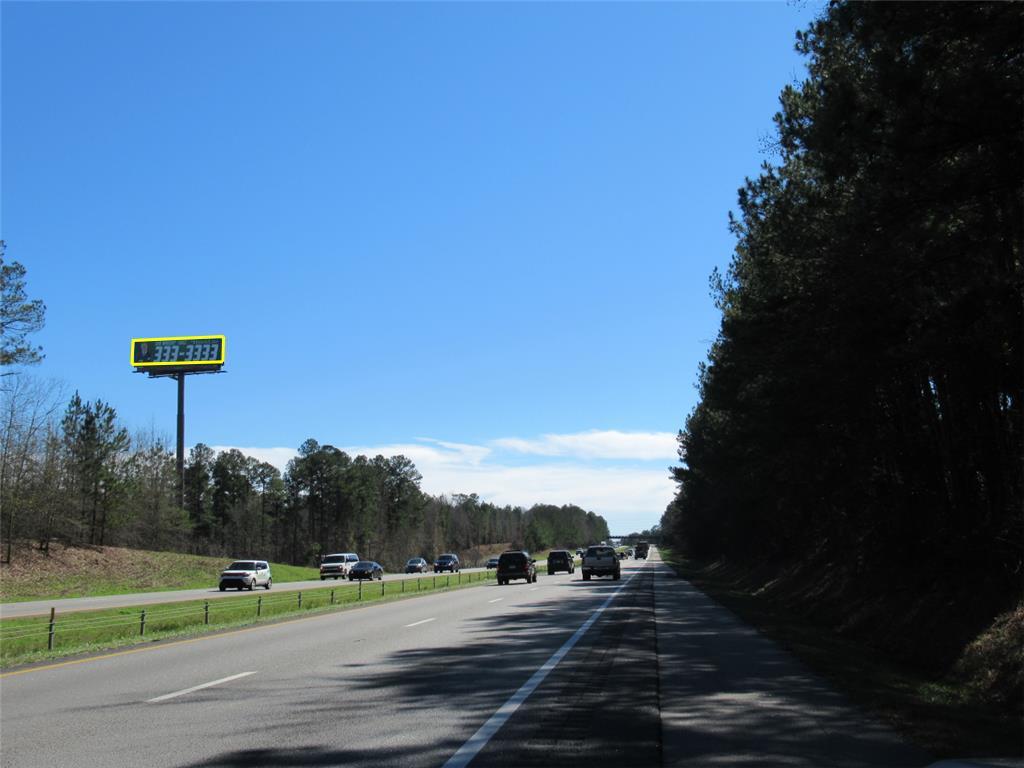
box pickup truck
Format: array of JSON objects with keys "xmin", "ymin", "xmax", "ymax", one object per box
[{"xmin": 581, "ymin": 545, "xmax": 621, "ymax": 581}]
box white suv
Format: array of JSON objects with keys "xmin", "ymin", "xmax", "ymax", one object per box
[
  {"xmin": 219, "ymin": 560, "xmax": 272, "ymax": 591},
  {"xmin": 320, "ymin": 552, "xmax": 360, "ymax": 580}
]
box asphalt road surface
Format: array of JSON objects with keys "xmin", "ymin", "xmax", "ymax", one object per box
[
  {"xmin": 0, "ymin": 552, "xmax": 931, "ymax": 767},
  {"xmin": 0, "ymin": 567, "xmax": 492, "ymax": 619}
]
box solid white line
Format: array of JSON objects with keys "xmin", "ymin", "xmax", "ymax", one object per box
[
  {"xmin": 487, "ymin": 598, "xmax": 503, "ymax": 603},
  {"xmin": 146, "ymin": 671, "xmax": 257, "ymax": 703},
  {"xmin": 405, "ymin": 618, "xmax": 436, "ymax": 628},
  {"xmin": 443, "ymin": 573, "xmax": 637, "ymax": 768},
  {"xmin": 529, "ymin": 588, "xmax": 539, "ymax": 591}
]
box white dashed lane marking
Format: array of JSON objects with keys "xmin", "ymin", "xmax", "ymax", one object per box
[{"xmin": 147, "ymin": 671, "xmax": 257, "ymax": 703}]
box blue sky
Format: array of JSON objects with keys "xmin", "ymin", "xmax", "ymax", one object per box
[{"xmin": 2, "ymin": 1, "xmax": 819, "ymax": 533}]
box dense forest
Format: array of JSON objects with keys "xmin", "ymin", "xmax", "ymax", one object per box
[
  {"xmin": 0, "ymin": 380, "xmax": 610, "ymax": 568},
  {"xmin": 663, "ymin": 2, "xmax": 1021, "ymax": 701}
]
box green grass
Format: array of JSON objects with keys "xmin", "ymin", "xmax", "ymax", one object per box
[
  {"xmin": 1, "ymin": 569, "xmax": 499, "ymax": 668},
  {"xmin": 659, "ymin": 548, "xmax": 1021, "ymax": 759},
  {"xmin": 0, "ymin": 548, "xmax": 319, "ymax": 603}
]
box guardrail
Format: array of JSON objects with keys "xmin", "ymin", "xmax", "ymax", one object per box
[{"xmin": 1, "ymin": 568, "xmax": 515, "ymax": 663}]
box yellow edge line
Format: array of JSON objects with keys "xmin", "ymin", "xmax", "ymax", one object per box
[{"xmin": 0, "ymin": 594, "xmax": 398, "ymax": 679}]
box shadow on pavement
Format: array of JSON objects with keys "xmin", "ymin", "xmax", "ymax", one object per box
[
  {"xmin": 180, "ymin": 744, "xmax": 450, "ymax": 768},
  {"xmin": 653, "ymin": 564, "xmax": 932, "ymax": 768}
]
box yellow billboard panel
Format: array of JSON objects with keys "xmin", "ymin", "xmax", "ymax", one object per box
[{"xmin": 131, "ymin": 335, "xmax": 226, "ymax": 368}]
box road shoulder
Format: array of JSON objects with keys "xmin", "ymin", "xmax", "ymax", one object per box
[{"xmin": 653, "ymin": 559, "xmax": 930, "ymax": 767}]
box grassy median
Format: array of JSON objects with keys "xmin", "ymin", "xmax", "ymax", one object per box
[{"xmin": 0, "ymin": 568, "xmax": 523, "ymax": 669}]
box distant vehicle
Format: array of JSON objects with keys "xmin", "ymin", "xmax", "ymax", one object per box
[
  {"xmin": 219, "ymin": 560, "xmax": 272, "ymax": 591},
  {"xmin": 635, "ymin": 542, "xmax": 650, "ymax": 559},
  {"xmin": 348, "ymin": 561, "xmax": 384, "ymax": 581},
  {"xmin": 485, "ymin": 557, "xmax": 500, "ymax": 569},
  {"xmin": 497, "ymin": 550, "xmax": 537, "ymax": 584},
  {"xmin": 434, "ymin": 554, "xmax": 460, "ymax": 573},
  {"xmin": 547, "ymin": 550, "xmax": 575, "ymax": 574},
  {"xmin": 320, "ymin": 552, "xmax": 360, "ymax": 580},
  {"xmin": 575, "ymin": 548, "xmax": 584, "ymax": 558},
  {"xmin": 618, "ymin": 551, "xmax": 629, "ymax": 560},
  {"xmin": 582, "ymin": 546, "xmax": 620, "ymax": 581},
  {"xmin": 405, "ymin": 557, "xmax": 429, "ymax": 573}
]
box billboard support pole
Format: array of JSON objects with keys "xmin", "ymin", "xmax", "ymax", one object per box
[
  {"xmin": 177, "ymin": 373, "xmax": 185, "ymax": 509},
  {"xmin": 131, "ymin": 335, "xmax": 226, "ymax": 512}
]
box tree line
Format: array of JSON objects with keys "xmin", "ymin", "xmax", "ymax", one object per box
[
  {"xmin": 664, "ymin": 2, "xmax": 1021, "ymax": 603},
  {"xmin": 0, "ymin": 379, "xmax": 610, "ymax": 568}
]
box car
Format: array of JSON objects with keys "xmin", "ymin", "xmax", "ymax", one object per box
[
  {"xmin": 618, "ymin": 551, "xmax": 629, "ymax": 560},
  {"xmin": 348, "ymin": 560, "xmax": 384, "ymax": 580},
  {"xmin": 405, "ymin": 557, "xmax": 429, "ymax": 573},
  {"xmin": 547, "ymin": 549, "xmax": 575, "ymax": 574},
  {"xmin": 434, "ymin": 553, "xmax": 460, "ymax": 573},
  {"xmin": 497, "ymin": 550, "xmax": 537, "ymax": 584},
  {"xmin": 485, "ymin": 556, "xmax": 500, "ymax": 569},
  {"xmin": 320, "ymin": 552, "xmax": 360, "ymax": 580},
  {"xmin": 219, "ymin": 560, "xmax": 272, "ymax": 591},
  {"xmin": 576, "ymin": 548, "xmax": 584, "ymax": 558}
]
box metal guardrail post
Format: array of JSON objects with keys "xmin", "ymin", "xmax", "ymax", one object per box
[
  {"xmin": 140, "ymin": 609, "xmax": 146, "ymax": 637},
  {"xmin": 380, "ymin": 579, "xmax": 385, "ymax": 597},
  {"xmin": 48, "ymin": 607, "xmax": 55, "ymax": 650},
  {"xmin": 358, "ymin": 580, "xmax": 362, "ymax": 600},
  {"xmin": 402, "ymin": 579, "xmax": 405, "ymax": 594},
  {"xmin": 257, "ymin": 596, "xmax": 262, "ymax": 617},
  {"xmin": 330, "ymin": 589, "xmax": 335, "ymax": 605},
  {"xmin": 433, "ymin": 576, "xmax": 436, "ymax": 589},
  {"xmin": 298, "ymin": 591, "xmax": 302, "ymax": 609},
  {"xmin": 204, "ymin": 601, "xmax": 209, "ymax": 625}
]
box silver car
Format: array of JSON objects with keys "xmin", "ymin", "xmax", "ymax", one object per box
[{"xmin": 219, "ymin": 560, "xmax": 272, "ymax": 591}]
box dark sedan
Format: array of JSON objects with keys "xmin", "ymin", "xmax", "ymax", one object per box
[
  {"xmin": 434, "ymin": 554, "xmax": 460, "ymax": 573},
  {"xmin": 405, "ymin": 557, "xmax": 429, "ymax": 573},
  {"xmin": 348, "ymin": 561, "xmax": 384, "ymax": 580}
]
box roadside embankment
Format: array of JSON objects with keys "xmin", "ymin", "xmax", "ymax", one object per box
[
  {"xmin": 660, "ymin": 551, "xmax": 1022, "ymax": 760},
  {"xmin": 0, "ymin": 541, "xmax": 317, "ymax": 602}
]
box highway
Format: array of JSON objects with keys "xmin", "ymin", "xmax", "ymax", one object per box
[
  {"xmin": 0, "ymin": 567, "xmax": 493, "ymax": 619},
  {"xmin": 0, "ymin": 552, "xmax": 930, "ymax": 767}
]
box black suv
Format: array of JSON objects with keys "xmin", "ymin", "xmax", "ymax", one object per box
[
  {"xmin": 546, "ymin": 550, "xmax": 575, "ymax": 575},
  {"xmin": 497, "ymin": 551, "xmax": 537, "ymax": 585},
  {"xmin": 434, "ymin": 553, "xmax": 460, "ymax": 573}
]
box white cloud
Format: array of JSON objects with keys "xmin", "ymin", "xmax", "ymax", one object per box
[
  {"xmin": 417, "ymin": 462, "xmax": 674, "ymax": 532},
  {"xmin": 493, "ymin": 429, "xmax": 677, "ymax": 461},
  {"xmin": 207, "ymin": 430, "xmax": 677, "ymax": 533},
  {"xmin": 348, "ymin": 438, "xmax": 492, "ymax": 467}
]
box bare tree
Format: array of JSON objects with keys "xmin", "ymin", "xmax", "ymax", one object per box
[{"xmin": 0, "ymin": 375, "xmax": 63, "ymax": 562}]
